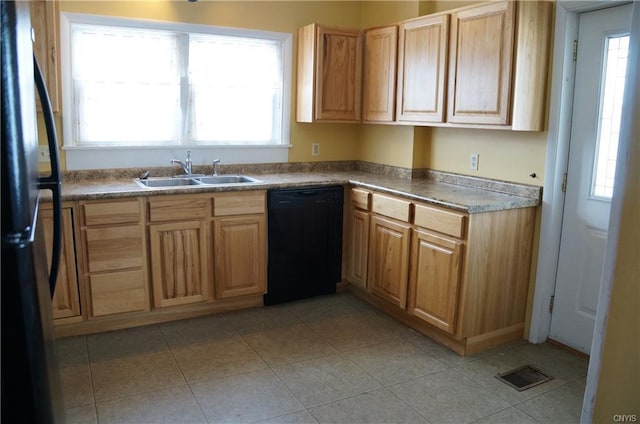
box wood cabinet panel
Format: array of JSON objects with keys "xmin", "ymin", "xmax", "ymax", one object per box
[
  {"xmin": 89, "ymin": 269, "xmax": 146, "ymax": 317},
  {"xmin": 30, "ymin": 0, "xmax": 60, "ymax": 113},
  {"xmin": 372, "ymin": 193, "xmax": 411, "ymax": 222},
  {"xmin": 414, "ymin": 204, "xmax": 466, "ymax": 239},
  {"xmin": 368, "ymin": 215, "xmax": 411, "ymax": 308},
  {"xmin": 297, "ymin": 23, "xmax": 362, "ymax": 123},
  {"xmin": 83, "ymin": 200, "xmax": 141, "ymax": 226},
  {"xmin": 447, "ymin": 1, "xmax": 515, "ymax": 125},
  {"xmin": 351, "ymin": 188, "xmax": 371, "ymax": 211},
  {"xmin": 409, "ymin": 230, "xmax": 463, "ymax": 334},
  {"xmin": 396, "ymin": 14, "xmax": 449, "ymax": 123},
  {"xmin": 213, "ymin": 216, "xmax": 266, "ymax": 299},
  {"xmin": 149, "ymin": 220, "xmax": 210, "ymax": 308},
  {"xmin": 213, "ymin": 191, "xmax": 265, "ymax": 217},
  {"xmin": 85, "ymin": 225, "xmax": 144, "ymax": 272},
  {"xmin": 363, "ymin": 26, "xmax": 397, "ymax": 122},
  {"xmin": 347, "ymin": 208, "xmax": 370, "ymax": 288},
  {"xmin": 148, "ymin": 196, "xmax": 210, "ymax": 222},
  {"xmin": 41, "ymin": 207, "xmax": 81, "ymax": 320}
]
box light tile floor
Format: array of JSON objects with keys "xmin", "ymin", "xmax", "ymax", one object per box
[{"xmin": 57, "ymin": 292, "xmax": 589, "ymax": 424}]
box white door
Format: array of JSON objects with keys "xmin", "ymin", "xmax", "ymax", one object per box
[{"xmin": 549, "ymin": 4, "xmax": 632, "ymax": 354}]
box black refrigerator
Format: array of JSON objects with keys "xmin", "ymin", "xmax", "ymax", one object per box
[{"xmin": 1, "ymin": 1, "xmax": 64, "ymax": 422}]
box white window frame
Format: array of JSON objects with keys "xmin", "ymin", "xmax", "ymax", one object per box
[{"xmin": 60, "ymin": 13, "xmax": 292, "ymax": 170}]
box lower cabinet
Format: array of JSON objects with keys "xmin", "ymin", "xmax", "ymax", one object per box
[
  {"xmin": 213, "ymin": 215, "xmax": 266, "ymax": 299},
  {"xmin": 148, "ymin": 195, "xmax": 211, "ymax": 308},
  {"xmin": 79, "ymin": 199, "xmax": 149, "ymax": 318},
  {"xmin": 368, "ymin": 215, "xmax": 411, "ymax": 309},
  {"xmin": 346, "ymin": 186, "xmax": 536, "ymax": 355},
  {"xmin": 408, "ymin": 229, "xmax": 463, "ymax": 334},
  {"xmin": 212, "ymin": 191, "xmax": 267, "ymax": 299},
  {"xmin": 346, "ymin": 208, "xmax": 370, "ymax": 288},
  {"xmin": 40, "ymin": 204, "xmax": 81, "ymax": 322}
]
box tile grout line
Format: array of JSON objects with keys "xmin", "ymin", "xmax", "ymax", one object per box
[
  {"xmin": 157, "ymin": 323, "xmax": 209, "ymax": 423},
  {"xmin": 237, "ymin": 319, "xmax": 310, "ymax": 421}
]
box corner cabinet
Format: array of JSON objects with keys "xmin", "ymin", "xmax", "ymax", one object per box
[
  {"xmin": 346, "ymin": 187, "xmax": 537, "ymax": 355},
  {"xmin": 30, "ymin": 0, "xmax": 60, "ymax": 113},
  {"xmin": 148, "ymin": 195, "xmax": 211, "ymax": 308},
  {"xmin": 297, "ymin": 23, "xmax": 363, "ymax": 123},
  {"xmin": 212, "ymin": 191, "xmax": 267, "ymax": 299},
  {"xmin": 346, "ymin": 188, "xmax": 371, "ymax": 288}
]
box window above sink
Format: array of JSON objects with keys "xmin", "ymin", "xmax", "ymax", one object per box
[{"xmin": 59, "ymin": 13, "xmax": 292, "ymax": 170}]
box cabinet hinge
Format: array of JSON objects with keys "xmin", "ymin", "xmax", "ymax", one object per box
[
  {"xmin": 572, "ymin": 40, "xmax": 578, "ymax": 62},
  {"xmin": 561, "ymin": 173, "xmax": 568, "ymax": 193},
  {"xmin": 549, "ymin": 295, "xmax": 555, "ymax": 313}
]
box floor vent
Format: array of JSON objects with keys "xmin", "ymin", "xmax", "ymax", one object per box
[{"xmin": 495, "ymin": 365, "xmax": 553, "ymax": 391}]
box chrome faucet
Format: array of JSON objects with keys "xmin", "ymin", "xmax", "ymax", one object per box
[
  {"xmin": 171, "ymin": 150, "xmax": 193, "ymax": 175},
  {"xmin": 212, "ymin": 158, "xmax": 221, "ymax": 176}
]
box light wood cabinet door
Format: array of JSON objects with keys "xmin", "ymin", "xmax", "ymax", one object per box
[
  {"xmin": 30, "ymin": 0, "xmax": 60, "ymax": 113},
  {"xmin": 297, "ymin": 23, "xmax": 362, "ymax": 123},
  {"xmin": 149, "ymin": 220, "xmax": 210, "ymax": 308},
  {"xmin": 41, "ymin": 207, "xmax": 81, "ymax": 320},
  {"xmin": 368, "ymin": 215, "xmax": 411, "ymax": 309},
  {"xmin": 213, "ymin": 216, "xmax": 266, "ymax": 299},
  {"xmin": 347, "ymin": 208, "xmax": 370, "ymax": 288},
  {"xmin": 408, "ymin": 229, "xmax": 463, "ymax": 334},
  {"xmin": 447, "ymin": 1, "xmax": 515, "ymax": 125},
  {"xmin": 363, "ymin": 26, "xmax": 397, "ymax": 123},
  {"xmin": 396, "ymin": 14, "xmax": 449, "ymax": 123}
]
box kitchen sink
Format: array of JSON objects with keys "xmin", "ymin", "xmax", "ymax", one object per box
[
  {"xmin": 134, "ymin": 177, "xmax": 201, "ymax": 188},
  {"xmin": 134, "ymin": 175, "xmax": 262, "ymax": 188},
  {"xmin": 196, "ymin": 175, "xmax": 262, "ymax": 185}
]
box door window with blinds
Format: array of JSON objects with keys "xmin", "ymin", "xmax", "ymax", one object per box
[{"xmin": 63, "ymin": 16, "xmax": 290, "ymax": 148}]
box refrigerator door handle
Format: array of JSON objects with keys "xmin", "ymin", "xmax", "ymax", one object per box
[{"xmin": 34, "ymin": 56, "xmax": 62, "ymax": 297}]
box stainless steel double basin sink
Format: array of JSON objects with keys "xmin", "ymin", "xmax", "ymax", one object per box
[{"xmin": 134, "ymin": 175, "xmax": 262, "ymax": 188}]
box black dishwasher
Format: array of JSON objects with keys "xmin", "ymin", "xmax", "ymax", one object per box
[{"xmin": 265, "ymin": 186, "xmax": 344, "ymax": 305}]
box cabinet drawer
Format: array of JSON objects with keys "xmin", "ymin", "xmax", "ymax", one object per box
[
  {"xmin": 83, "ymin": 200, "xmax": 140, "ymax": 226},
  {"xmin": 414, "ymin": 204, "xmax": 466, "ymax": 239},
  {"xmin": 214, "ymin": 191, "xmax": 265, "ymax": 216},
  {"xmin": 149, "ymin": 196, "xmax": 210, "ymax": 222},
  {"xmin": 372, "ymin": 193, "xmax": 411, "ymax": 222},
  {"xmin": 90, "ymin": 269, "xmax": 146, "ymax": 317},
  {"xmin": 351, "ymin": 188, "xmax": 371, "ymax": 210},
  {"xmin": 85, "ymin": 225, "xmax": 143, "ymax": 272}
]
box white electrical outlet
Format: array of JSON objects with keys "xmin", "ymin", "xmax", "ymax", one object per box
[
  {"xmin": 470, "ymin": 153, "xmax": 479, "ymax": 171},
  {"xmin": 311, "ymin": 142, "xmax": 320, "ymax": 156},
  {"xmin": 38, "ymin": 145, "xmax": 50, "ymax": 163}
]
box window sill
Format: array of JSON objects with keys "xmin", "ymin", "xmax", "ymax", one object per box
[{"xmin": 63, "ymin": 144, "xmax": 291, "ymax": 170}]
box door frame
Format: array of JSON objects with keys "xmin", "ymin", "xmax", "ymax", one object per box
[{"xmin": 529, "ymin": 1, "xmax": 634, "ymax": 421}]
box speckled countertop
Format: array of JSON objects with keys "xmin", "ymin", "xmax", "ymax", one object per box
[{"xmin": 49, "ymin": 165, "xmax": 542, "ymax": 214}]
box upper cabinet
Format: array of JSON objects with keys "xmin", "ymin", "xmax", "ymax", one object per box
[
  {"xmin": 362, "ymin": 26, "xmax": 397, "ymax": 123},
  {"xmin": 30, "ymin": 0, "xmax": 60, "ymax": 113},
  {"xmin": 297, "ymin": 23, "xmax": 363, "ymax": 123},
  {"xmin": 396, "ymin": 14, "xmax": 449, "ymax": 124},
  {"xmin": 447, "ymin": 2, "xmax": 514, "ymax": 125},
  {"xmin": 298, "ymin": 1, "xmax": 552, "ymax": 131}
]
